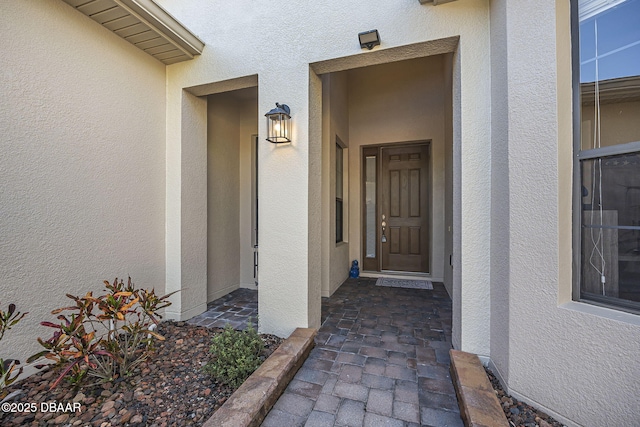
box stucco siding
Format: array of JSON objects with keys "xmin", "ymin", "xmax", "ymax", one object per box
[
  {"xmin": 329, "ymin": 72, "xmax": 351, "ymax": 296},
  {"xmin": 207, "ymin": 93, "xmax": 241, "ymax": 301},
  {"xmin": 321, "ymin": 74, "xmax": 332, "ymax": 298},
  {"xmin": 496, "ymin": 1, "xmax": 640, "ymax": 426},
  {"xmin": 455, "ymin": 4, "xmax": 492, "ymax": 358},
  {"xmin": 443, "ymin": 53, "xmax": 454, "ymax": 297},
  {"xmin": 0, "ymin": 0, "xmax": 166, "ymax": 370},
  {"xmin": 239, "ymin": 96, "xmax": 259, "ymax": 289},
  {"xmin": 489, "ymin": 0, "xmax": 511, "ymax": 385},
  {"xmin": 321, "ymin": 73, "xmax": 351, "ymax": 298}
]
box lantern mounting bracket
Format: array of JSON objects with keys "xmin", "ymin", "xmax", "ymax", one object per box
[{"xmin": 275, "ymin": 103, "xmax": 290, "ymax": 115}]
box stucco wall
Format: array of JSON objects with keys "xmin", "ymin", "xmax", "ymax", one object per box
[
  {"xmin": 238, "ymin": 94, "xmax": 259, "ymax": 289},
  {"xmin": 0, "ymin": 0, "xmax": 166, "ymax": 367},
  {"xmin": 490, "ymin": 1, "xmax": 640, "ymax": 425},
  {"xmin": 330, "ymin": 73, "xmax": 351, "ymax": 296},
  {"xmin": 159, "ymin": 0, "xmax": 491, "ymax": 345},
  {"xmin": 489, "ymin": 0, "xmax": 511, "ymax": 385},
  {"xmin": 207, "ymin": 93, "xmax": 241, "ymax": 301},
  {"xmin": 347, "ymin": 56, "xmax": 447, "ymax": 281},
  {"xmin": 321, "ymin": 72, "xmax": 351, "ymax": 298},
  {"xmin": 443, "ymin": 53, "xmax": 454, "ymax": 297},
  {"xmin": 321, "ymin": 75, "xmax": 332, "ymax": 298}
]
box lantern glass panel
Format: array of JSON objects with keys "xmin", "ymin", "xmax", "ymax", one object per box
[{"xmin": 267, "ymin": 113, "xmax": 291, "ymax": 143}]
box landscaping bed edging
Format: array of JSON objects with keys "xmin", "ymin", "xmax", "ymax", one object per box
[
  {"xmin": 202, "ymin": 327, "xmax": 317, "ymax": 427},
  {"xmin": 449, "ymin": 349, "xmax": 509, "ymax": 427}
]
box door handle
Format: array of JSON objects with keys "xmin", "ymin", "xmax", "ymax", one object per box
[{"xmin": 381, "ymin": 214, "xmax": 387, "ymax": 243}]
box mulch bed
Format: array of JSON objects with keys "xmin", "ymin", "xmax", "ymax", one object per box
[
  {"xmin": 0, "ymin": 321, "xmax": 282, "ymax": 427},
  {"xmin": 484, "ymin": 367, "xmax": 566, "ymax": 427}
]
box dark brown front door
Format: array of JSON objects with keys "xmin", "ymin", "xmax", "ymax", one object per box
[{"xmin": 380, "ymin": 144, "xmax": 430, "ymax": 272}]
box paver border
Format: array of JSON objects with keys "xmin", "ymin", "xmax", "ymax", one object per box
[
  {"xmin": 202, "ymin": 328, "xmax": 317, "ymax": 427},
  {"xmin": 449, "ymin": 349, "xmax": 509, "ymax": 427}
]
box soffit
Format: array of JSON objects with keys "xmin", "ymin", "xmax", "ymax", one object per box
[
  {"xmin": 418, "ymin": 0, "xmax": 459, "ymax": 5},
  {"xmin": 578, "ymin": 0, "xmax": 627, "ymax": 21},
  {"xmin": 61, "ymin": 0, "xmax": 204, "ymax": 65}
]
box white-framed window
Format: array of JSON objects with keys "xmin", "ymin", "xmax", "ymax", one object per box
[{"xmin": 573, "ymin": 0, "xmax": 640, "ymax": 313}]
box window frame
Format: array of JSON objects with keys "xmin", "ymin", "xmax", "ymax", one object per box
[
  {"xmin": 571, "ymin": 0, "xmax": 640, "ymax": 314},
  {"xmin": 336, "ymin": 141, "xmax": 344, "ymax": 244}
]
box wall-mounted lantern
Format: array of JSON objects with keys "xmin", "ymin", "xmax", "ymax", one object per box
[
  {"xmin": 358, "ymin": 29, "xmax": 380, "ymax": 50},
  {"xmin": 265, "ymin": 103, "xmax": 291, "ymax": 143}
]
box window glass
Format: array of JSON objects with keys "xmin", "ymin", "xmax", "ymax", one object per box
[
  {"xmin": 579, "ymin": 0, "xmax": 640, "ymax": 82},
  {"xmin": 365, "ymin": 156, "xmax": 376, "ymax": 258},
  {"xmin": 580, "ymin": 154, "xmax": 640, "ymax": 304},
  {"xmin": 336, "ymin": 143, "xmax": 344, "ymax": 243},
  {"xmin": 577, "ymin": 0, "xmax": 640, "ymax": 310},
  {"xmin": 336, "ymin": 200, "xmax": 343, "ymax": 243},
  {"xmin": 579, "ymin": 0, "xmax": 640, "ymax": 151},
  {"xmin": 336, "ymin": 144, "xmax": 343, "ymax": 200}
]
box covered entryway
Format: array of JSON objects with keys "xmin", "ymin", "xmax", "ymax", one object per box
[
  {"xmin": 167, "ymin": 13, "xmax": 492, "ymax": 358},
  {"xmin": 319, "ymin": 53, "xmax": 454, "ymax": 297},
  {"xmin": 207, "ymin": 86, "xmax": 259, "ymax": 302}
]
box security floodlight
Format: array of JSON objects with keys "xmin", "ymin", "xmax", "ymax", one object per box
[{"xmin": 358, "ymin": 29, "xmax": 380, "ymax": 50}]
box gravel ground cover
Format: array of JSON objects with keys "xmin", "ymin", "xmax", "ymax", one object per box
[
  {"xmin": 485, "ymin": 367, "xmax": 566, "ymax": 427},
  {"xmin": 0, "ymin": 321, "xmax": 282, "ymax": 427}
]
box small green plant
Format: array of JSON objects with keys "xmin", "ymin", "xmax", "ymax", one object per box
[
  {"xmin": 203, "ymin": 323, "xmax": 264, "ymax": 388},
  {"xmin": 29, "ymin": 277, "xmax": 176, "ymax": 389},
  {"xmin": 0, "ymin": 303, "xmax": 27, "ymax": 400}
]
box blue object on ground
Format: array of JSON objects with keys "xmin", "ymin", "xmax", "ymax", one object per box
[{"xmin": 349, "ymin": 260, "xmax": 360, "ymax": 278}]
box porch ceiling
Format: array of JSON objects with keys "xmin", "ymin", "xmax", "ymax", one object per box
[{"xmin": 61, "ymin": 0, "xmax": 204, "ymax": 65}]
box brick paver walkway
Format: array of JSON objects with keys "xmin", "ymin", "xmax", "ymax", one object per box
[
  {"xmin": 187, "ymin": 288, "xmax": 258, "ymax": 330},
  {"xmin": 262, "ymin": 277, "xmax": 463, "ymax": 427}
]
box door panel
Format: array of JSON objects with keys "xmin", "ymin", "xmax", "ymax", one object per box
[
  {"xmin": 390, "ymin": 170, "xmax": 400, "ymax": 217},
  {"xmin": 381, "ymin": 145, "xmax": 430, "ymax": 272}
]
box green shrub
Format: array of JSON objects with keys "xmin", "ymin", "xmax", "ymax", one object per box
[{"xmin": 203, "ymin": 323, "xmax": 264, "ymax": 388}]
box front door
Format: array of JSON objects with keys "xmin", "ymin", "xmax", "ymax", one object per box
[
  {"xmin": 361, "ymin": 143, "xmax": 430, "ymax": 273},
  {"xmin": 381, "ymin": 144, "xmax": 430, "ymax": 272}
]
